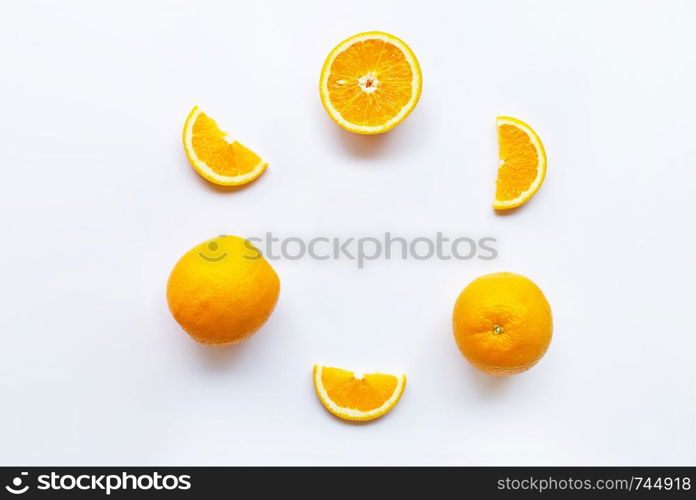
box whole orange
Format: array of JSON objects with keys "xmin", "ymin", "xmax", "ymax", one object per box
[
  {"xmin": 452, "ymin": 272, "xmax": 552, "ymax": 376},
  {"xmin": 167, "ymin": 235, "xmax": 280, "ymax": 345}
]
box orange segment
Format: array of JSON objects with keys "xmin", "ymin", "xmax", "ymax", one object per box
[
  {"xmin": 313, "ymin": 364, "xmax": 406, "ymax": 421},
  {"xmin": 319, "ymin": 32, "xmax": 422, "ymax": 134},
  {"xmin": 494, "ymin": 116, "xmax": 547, "ymax": 210},
  {"xmin": 182, "ymin": 106, "xmax": 268, "ymax": 186}
]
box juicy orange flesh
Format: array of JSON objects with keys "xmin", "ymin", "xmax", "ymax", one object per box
[
  {"xmin": 496, "ymin": 124, "xmax": 540, "ymax": 201},
  {"xmin": 321, "ymin": 367, "xmax": 398, "ymax": 412},
  {"xmin": 191, "ymin": 112, "xmax": 262, "ymax": 176},
  {"xmin": 327, "ymin": 39, "xmax": 414, "ymax": 127}
]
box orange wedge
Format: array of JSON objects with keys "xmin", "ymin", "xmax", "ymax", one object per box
[
  {"xmin": 494, "ymin": 116, "xmax": 547, "ymax": 210},
  {"xmin": 313, "ymin": 364, "xmax": 406, "ymax": 421},
  {"xmin": 182, "ymin": 106, "xmax": 267, "ymax": 186},
  {"xmin": 319, "ymin": 32, "xmax": 422, "ymax": 134}
]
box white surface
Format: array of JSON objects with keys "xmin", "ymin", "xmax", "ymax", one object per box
[{"xmin": 0, "ymin": 0, "xmax": 695, "ymax": 466}]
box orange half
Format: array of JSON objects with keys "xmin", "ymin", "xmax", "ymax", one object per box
[
  {"xmin": 313, "ymin": 364, "xmax": 406, "ymax": 421},
  {"xmin": 319, "ymin": 32, "xmax": 422, "ymax": 134},
  {"xmin": 494, "ymin": 116, "xmax": 547, "ymax": 210},
  {"xmin": 182, "ymin": 106, "xmax": 268, "ymax": 186}
]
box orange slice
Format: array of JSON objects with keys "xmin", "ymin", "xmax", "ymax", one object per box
[
  {"xmin": 319, "ymin": 32, "xmax": 422, "ymax": 134},
  {"xmin": 182, "ymin": 106, "xmax": 268, "ymax": 186},
  {"xmin": 313, "ymin": 364, "xmax": 406, "ymax": 421},
  {"xmin": 494, "ymin": 116, "xmax": 547, "ymax": 210}
]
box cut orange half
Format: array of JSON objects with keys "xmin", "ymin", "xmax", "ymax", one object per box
[
  {"xmin": 319, "ymin": 32, "xmax": 422, "ymax": 134},
  {"xmin": 182, "ymin": 106, "xmax": 268, "ymax": 186},
  {"xmin": 494, "ymin": 116, "xmax": 547, "ymax": 210},
  {"xmin": 313, "ymin": 364, "xmax": 406, "ymax": 421}
]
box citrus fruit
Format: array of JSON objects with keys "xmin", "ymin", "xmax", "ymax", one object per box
[
  {"xmin": 452, "ymin": 272, "xmax": 552, "ymax": 376},
  {"xmin": 319, "ymin": 31, "xmax": 422, "ymax": 134},
  {"xmin": 313, "ymin": 364, "xmax": 406, "ymax": 421},
  {"xmin": 166, "ymin": 235, "xmax": 280, "ymax": 345},
  {"xmin": 182, "ymin": 106, "xmax": 268, "ymax": 186},
  {"xmin": 493, "ymin": 116, "xmax": 547, "ymax": 210}
]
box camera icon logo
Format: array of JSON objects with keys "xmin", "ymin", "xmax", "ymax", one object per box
[{"xmin": 5, "ymin": 472, "xmax": 29, "ymax": 495}]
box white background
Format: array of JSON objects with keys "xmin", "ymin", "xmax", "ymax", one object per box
[{"xmin": 0, "ymin": 0, "xmax": 694, "ymax": 466}]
